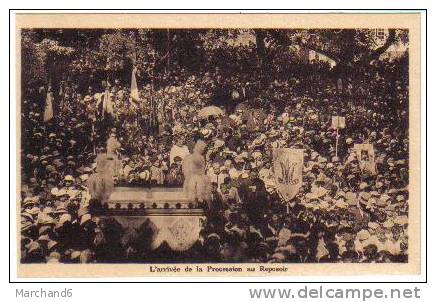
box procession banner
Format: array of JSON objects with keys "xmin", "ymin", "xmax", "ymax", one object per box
[
  {"xmin": 102, "ymin": 89, "xmax": 113, "ymax": 116},
  {"xmin": 272, "ymin": 148, "xmax": 304, "ymax": 201},
  {"xmin": 331, "ymin": 115, "xmax": 346, "ymax": 129},
  {"xmin": 130, "ymin": 67, "xmax": 140, "ymax": 102},
  {"xmin": 354, "ymin": 143, "xmax": 377, "ymax": 175},
  {"xmin": 43, "ymin": 90, "xmax": 54, "ymax": 122},
  {"xmin": 246, "ymin": 108, "xmax": 266, "ymax": 132},
  {"xmin": 337, "ymin": 78, "xmax": 343, "ymax": 92}
]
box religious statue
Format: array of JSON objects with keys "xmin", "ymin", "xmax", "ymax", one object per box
[
  {"xmin": 182, "ymin": 140, "xmax": 212, "ymax": 202},
  {"xmin": 87, "ymin": 153, "xmax": 114, "ymax": 203},
  {"xmin": 106, "ymin": 132, "xmax": 122, "ymax": 176}
]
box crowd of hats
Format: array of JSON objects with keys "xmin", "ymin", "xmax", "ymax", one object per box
[{"xmin": 20, "ymin": 58, "xmax": 409, "ymax": 263}]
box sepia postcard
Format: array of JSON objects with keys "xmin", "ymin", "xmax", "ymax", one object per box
[{"xmin": 13, "ymin": 12, "xmax": 422, "ymax": 278}]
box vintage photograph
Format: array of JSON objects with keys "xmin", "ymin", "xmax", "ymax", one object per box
[{"xmin": 15, "ymin": 13, "xmax": 421, "ymax": 276}]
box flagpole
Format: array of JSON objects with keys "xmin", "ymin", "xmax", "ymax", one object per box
[
  {"xmin": 92, "ymin": 121, "xmax": 96, "ymax": 156},
  {"xmin": 131, "ymin": 63, "xmax": 140, "ymax": 132},
  {"xmin": 102, "ymin": 93, "xmax": 105, "ymax": 120},
  {"xmin": 150, "ymin": 50, "xmax": 157, "ymax": 134},
  {"xmin": 335, "ymin": 127, "xmax": 339, "ymax": 158},
  {"xmin": 166, "ymin": 28, "xmax": 170, "ymax": 74}
]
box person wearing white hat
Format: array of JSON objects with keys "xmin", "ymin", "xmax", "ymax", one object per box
[
  {"xmin": 56, "ymin": 213, "xmax": 72, "ymax": 229},
  {"xmin": 57, "ymin": 175, "xmax": 77, "ymax": 198},
  {"xmin": 354, "ymin": 229, "xmax": 370, "ymax": 255},
  {"xmin": 22, "ymin": 196, "xmax": 36, "ymax": 208},
  {"xmin": 46, "ymin": 251, "xmax": 61, "ymax": 263},
  {"xmin": 50, "ymin": 187, "xmax": 60, "ymax": 198},
  {"xmin": 382, "ymin": 232, "xmax": 402, "ymax": 255},
  {"xmin": 64, "ymin": 175, "xmax": 74, "ymax": 182}
]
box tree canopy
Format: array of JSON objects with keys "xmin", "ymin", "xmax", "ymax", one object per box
[{"xmin": 21, "ymin": 28, "xmax": 408, "ymax": 92}]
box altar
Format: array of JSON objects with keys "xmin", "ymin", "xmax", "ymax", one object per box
[{"xmin": 100, "ymin": 187, "xmax": 205, "ymax": 252}]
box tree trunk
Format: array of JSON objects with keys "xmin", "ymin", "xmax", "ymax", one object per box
[{"xmin": 254, "ymin": 29, "xmax": 267, "ymax": 88}]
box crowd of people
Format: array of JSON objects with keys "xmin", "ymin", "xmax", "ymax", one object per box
[{"xmin": 20, "ymin": 56, "xmax": 409, "ymax": 264}]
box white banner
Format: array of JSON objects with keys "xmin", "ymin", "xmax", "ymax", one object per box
[{"xmin": 332, "ymin": 115, "xmax": 346, "ymax": 129}]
